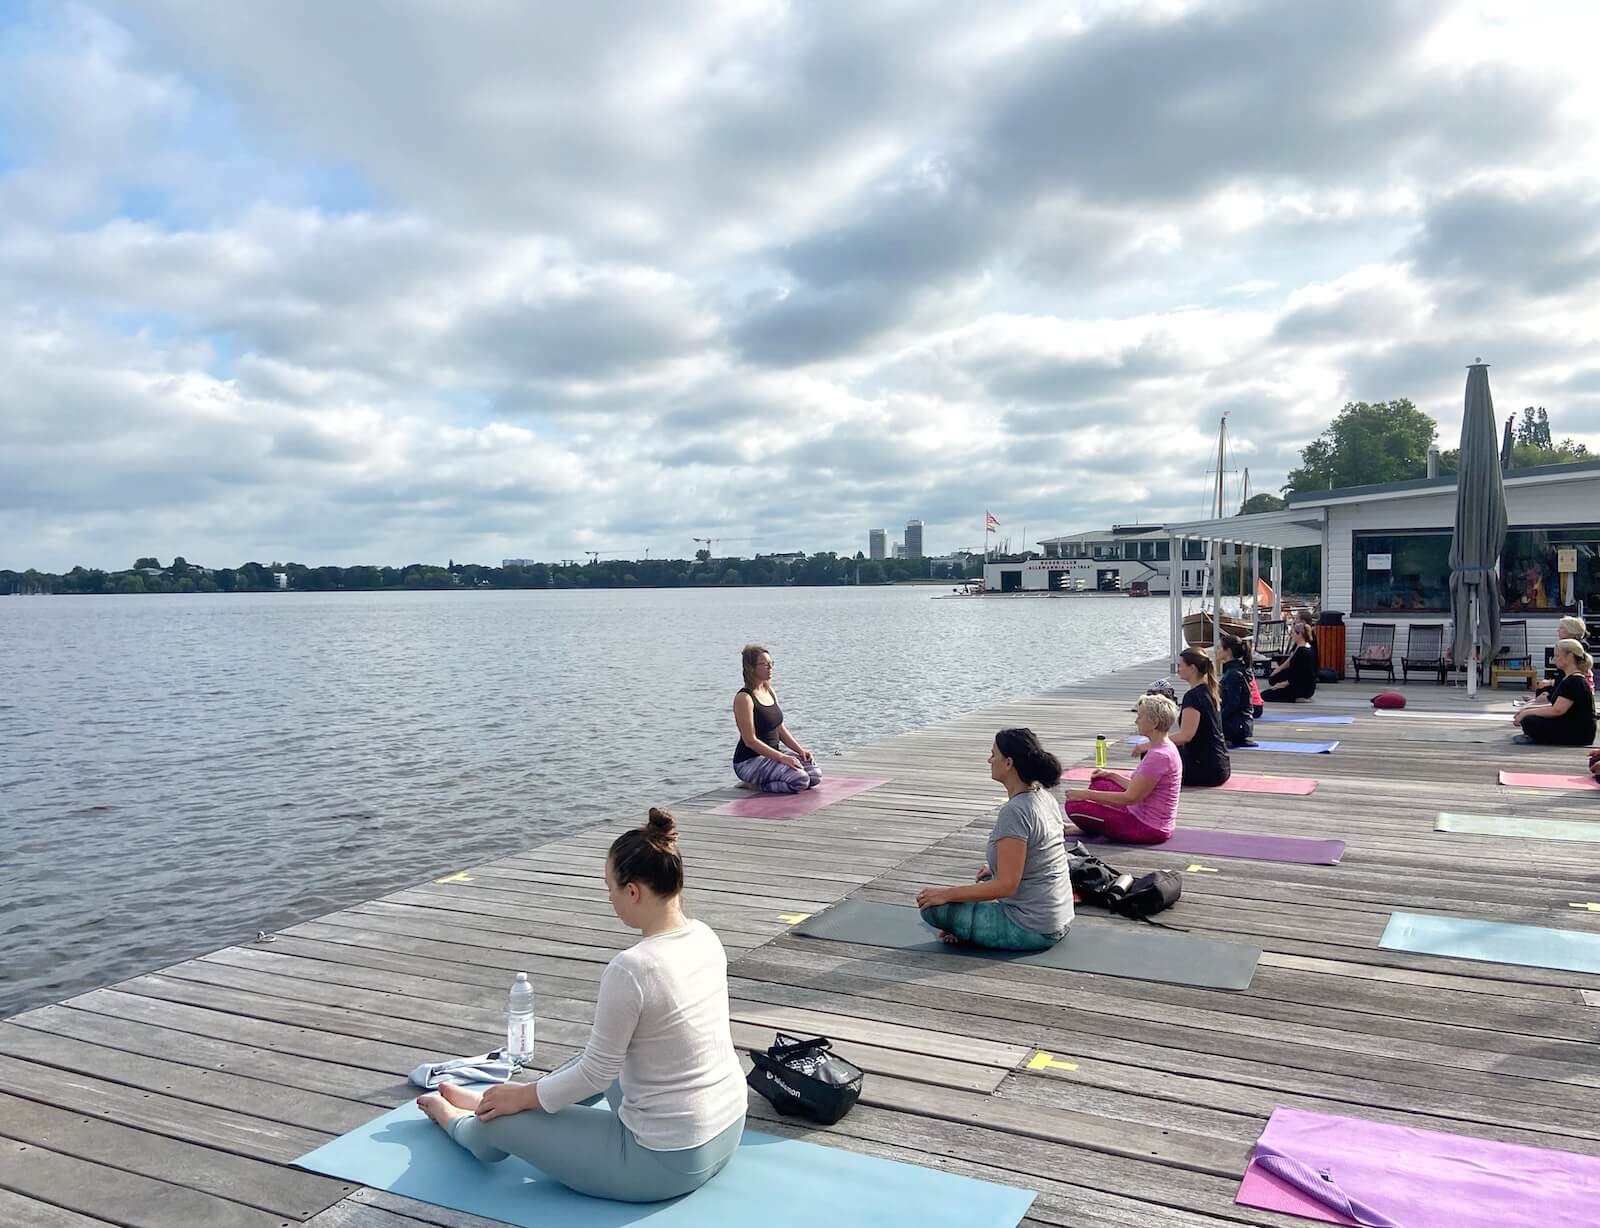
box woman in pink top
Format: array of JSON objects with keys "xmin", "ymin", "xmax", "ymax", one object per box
[{"xmin": 1062, "ymin": 693, "xmax": 1181, "ymax": 844}]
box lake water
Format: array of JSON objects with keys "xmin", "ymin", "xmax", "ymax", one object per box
[{"xmin": 0, "ymin": 586, "xmax": 1167, "ymax": 1016}]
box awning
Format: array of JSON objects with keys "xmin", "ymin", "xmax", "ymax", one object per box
[{"xmin": 1162, "ymin": 506, "xmax": 1327, "ymax": 550}]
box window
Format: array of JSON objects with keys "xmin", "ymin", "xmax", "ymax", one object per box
[
  {"xmin": 1154, "ymin": 541, "xmax": 1171, "ymax": 561},
  {"xmin": 1181, "ymin": 540, "xmax": 1207, "ymax": 560},
  {"xmin": 1501, "ymin": 526, "xmax": 1600, "ymax": 614},
  {"xmin": 1353, "ymin": 531, "xmax": 1452, "ymax": 613}
]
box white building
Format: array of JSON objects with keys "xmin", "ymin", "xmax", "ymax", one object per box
[
  {"xmin": 868, "ymin": 529, "xmax": 887, "ymax": 560},
  {"xmin": 983, "ymin": 525, "xmax": 1208, "ymax": 594},
  {"xmin": 1162, "ymin": 458, "xmax": 1600, "ymax": 671}
]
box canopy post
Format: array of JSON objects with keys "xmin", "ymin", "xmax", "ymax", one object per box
[
  {"xmin": 1270, "ymin": 550, "xmax": 1282, "ymax": 620},
  {"xmin": 1466, "ymin": 590, "xmax": 1479, "ymax": 697},
  {"xmin": 1169, "ymin": 535, "xmax": 1183, "ymax": 670}
]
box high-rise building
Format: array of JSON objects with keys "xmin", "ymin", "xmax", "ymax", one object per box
[
  {"xmin": 905, "ymin": 519, "xmax": 924, "ymax": 559},
  {"xmin": 893, "ymin": 542, "xmax": 907, "ymax": 560},
  {"xmin": 868, "ymin": 529, "xmax": 887, "ymax": 560}
]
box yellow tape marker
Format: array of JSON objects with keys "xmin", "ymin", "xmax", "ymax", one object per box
[
  {"xmin": 1026, "ymin": 1051, "xmax": 1078, "ymax": 1073},
  {"xmin": 435, "ymin": 872, "xmax": 473, "ymax": 884},
  {"xmin": 1185, "ymin": 864, "xmax": 1219, "ymax": 874},
  {"xmin": 777, "ymin": 913, "xmax": 811, "ymax": 924},
  {"xmin": 1568, "ymin": 902, "xmax": 1600, "ymax": 912}
]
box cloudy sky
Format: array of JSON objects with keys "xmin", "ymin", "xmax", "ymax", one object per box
[{"xmin": 5, "ymin": 0, "xmax": 1600, "ymax": 571}]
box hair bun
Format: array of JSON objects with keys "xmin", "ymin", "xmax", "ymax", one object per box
[{"xmin": 645, "ymin": 807, "xmax": 678, "ymax": 844}]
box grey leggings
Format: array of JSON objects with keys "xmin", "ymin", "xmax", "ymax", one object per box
[{"xmin": 447, "ymin": 1080, "xmax": 745, "ymax": 1203}]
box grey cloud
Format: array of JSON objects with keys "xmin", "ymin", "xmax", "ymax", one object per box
[
  {"xmin": 1410, "ymin": 183, "xmax": 1600, "ymax": 297},
  {"xmin": 1272, "ymin": 286, "xmax": 1426, "ymax": 345}
]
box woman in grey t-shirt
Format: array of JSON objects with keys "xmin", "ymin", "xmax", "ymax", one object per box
[{"xmin": 915, "ymin": 728, "xmax": 1073, "ymax": 950}]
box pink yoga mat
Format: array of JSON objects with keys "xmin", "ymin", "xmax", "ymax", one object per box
[
  {"xmin": 705, "ymin": 776, "xmax": 890, "ymax": 819},
  {"xmin": 1236, "ymin": 1105, "xmax": 1600, "ymax": 1227},
  {"xmin": 1064, "ymin": 767, "xmax": 1317, "ymax": 796},
  {"xmin": 1498, "ymin": 770, "xmax": 1600, "ymax": 791}
]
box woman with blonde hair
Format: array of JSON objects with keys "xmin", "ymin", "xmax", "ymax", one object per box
[
  {"xmin": 1533, "ymin": 617, "xmax": 1596, "ymax": 700},
  {"xmin": 1262, "ymin": 619, "xmax": 1318, "ymax": 703},
  {"xmin": 1514, "ymin": 639, "xmax": 1596, "ymax": 746},
  {"xmin": 731, "ymin": 644, "xmax": 822, "ymax": 793},
  {"xmin": 1064, "ymin": 693, "xmax": 1183, "ymax": 844}
]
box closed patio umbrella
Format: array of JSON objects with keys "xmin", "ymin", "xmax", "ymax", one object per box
[{"xmin": 1449, "ymin": 361, "xmax": 1507, "ymax": 696}]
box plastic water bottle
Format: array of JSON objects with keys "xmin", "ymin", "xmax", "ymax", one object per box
[
  {"xmin": 1094, "ymin": 735, "xmax": 1108, "ymax": 769},
  {"xmin": 505, "ymin": 972, "xmax": 535, "ymax": 1065}
]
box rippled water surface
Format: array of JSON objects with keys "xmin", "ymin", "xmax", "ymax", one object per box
[{"xmin": 1, "ymin": 586, "xmax": 1167, "ymax": 1016}]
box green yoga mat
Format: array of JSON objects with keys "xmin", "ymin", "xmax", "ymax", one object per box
[
  {"xmin": 795, "ymin": 900, "xmax": 1258, "ymax": 991},
  {"xmin": 1436, "ymin": 813, "xmax": 1600, "ymax": 843}
]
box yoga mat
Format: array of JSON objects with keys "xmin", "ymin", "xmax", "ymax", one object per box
[
  {"xmin": 1498, "ymin": 770, "xmax": 1600, "ymax": 792},
  {"xmin": 1127, "ymin": 737, "xmax": 1339, "ymax": 754},
  {"xmin": 1255, "ymin": 714, "xmax": 1354, "ymax": 725},
  {"xmin": 1073, "ymin": 828, "xmax": 1344, "ymax": 865},
  {"xmin": 1380, "ymin": 911, "xmax": 1600, "ymax": 975},
  {"xmin": 705, "ymin": 775, "xmax": 890, "ymax": 818},
  {"xmin": 1237, "ymin": 740, "xmax": 1340, "ymax": 754},
  {"xmin": 795, "ymin": 899, "xmax": 1258, "ymax": 991},
  {"xmin": 1372, "ymin": 710, "xmax": 1512, "ymax": 722},
  {"xmin": 1436, "ymin": 812, "xmax": 1600, "ymax": 843},
  {"xmin": 295, "ymin": 1094, "xmax": 1035, "ymax": 1228},
  {"xmin": 1065, "ymin": 766, "xmax": 1317, "ymax": 796},
  {"xmin": 1236, "ymin": 1105, "xmax": 1600, "ymax": 1227}
]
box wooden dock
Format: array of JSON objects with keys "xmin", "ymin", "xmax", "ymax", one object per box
[{"xmin": 3, "ymin": 658, "xmax": 1598, "ymax": 1227}]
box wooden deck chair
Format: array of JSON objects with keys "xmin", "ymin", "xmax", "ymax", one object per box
[
  {"xmin": 1351, "ymin": 622, "xmax": 1396, "ymax": 682},
  {"xmin": 1400, "ymin": 623, "xmax": 1447, "ymax": 684},
  {"xmin": 1488, "ymin": 619, "xmax": 1538, "ymax": 689},
  {"xmin": 1253, "ymin": 619, "xmax": 1289, "ymax": 677}
]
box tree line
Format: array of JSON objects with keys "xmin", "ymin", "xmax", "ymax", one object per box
[{"xmin": 2, "ymin": 552, "xmax": 982, "ymax": 596}]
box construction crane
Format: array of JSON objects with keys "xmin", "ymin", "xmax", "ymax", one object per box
[
  {"xmin": 692, "ymin": 535, "xmax": 753, "ymax": 559},
  {"xmin": 582, "ymin": 550, "xmax": 626, "ymax": 565}
]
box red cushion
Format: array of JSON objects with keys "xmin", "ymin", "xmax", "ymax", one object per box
[{"xmin": 1372, "ymin": 692, "xmax": 1406, "ymax": 709}]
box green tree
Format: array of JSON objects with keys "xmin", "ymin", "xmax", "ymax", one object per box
[
  {"xmin": 134, "ymin": 557, "xmax": 160, "ymax": 570},
  {"xmin": 1283, "ymin": 400, "xmax": 1437, "ymax": 494},
  {"xmin": 1241, "ymin": 493, "xmax": 1285, "ymax": 514}
]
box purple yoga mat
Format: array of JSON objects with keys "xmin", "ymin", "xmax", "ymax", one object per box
[
  {"xmin": 1074, "ymin": 828, "xmax": 1344, "ymax": 865},
  {"xmin": 1236, "ymin": 1105, "xmax": 1600, "ymax": 1227},
  {"xmin": 704, "ymin": 775, "xmax": 890, "ymax": 819},
  {"xmin": 1064, "ymin": 767, "xmax": 1317, "ymax": 796},
  {"xmin": 1499, "ymin": 770, "xmax": 1600, "ymax": 792}
]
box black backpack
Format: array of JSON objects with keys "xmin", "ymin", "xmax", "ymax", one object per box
[{"xmin": 1066, "ymin": 842, "xmax": 1183, "ymax": 923}]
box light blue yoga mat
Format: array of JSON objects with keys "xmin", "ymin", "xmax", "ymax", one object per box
[
  {"xmin": 1255, "ymin": 714, "xmax": 1354, "ymax": 724},
  {"xmin": 1380, "ymin": 912, "xmax": 1600, "ymax": 975},
  {"xmin": 1237, "ymin": 739, "xmax": 1340, "ymax": 754},
  {"xmin": 1436, "ymin": 813, "xmax": 1600, "ymax": 843},
  {"xmin": 294, "ymin": 1095, "xmax": 1036, "ymax": 1228},
  {"xmin": 1128, "ymin": 737, "xmax": 1339, "ymax": 754}
]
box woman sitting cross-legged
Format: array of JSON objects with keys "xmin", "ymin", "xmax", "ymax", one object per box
[
  {"xmin": 1533, "ymin": 618, "xmax": 1597, "ymax": 701},
  {"xmin": 1218, "ymin": 634, "xmax": 1257, "ymax": 748},
  {"xmin": 915, "ymin": 728, "xmax": 1073, "ymax": 951},
  {"xmin": 1262, "ymin": 619, "xmax": 1318, "ymax": 703},
  {"xmin": 417, "ymin": 809, "xmax": 747, "ymax": 1203},
  {"xmin": 1063, "ymin": 693, "xmax": 1182, "ymax": 844},
  {"xmin": 731, "ymin": 643, "xmax": 822, "ymax": 793},
  {"xmin": 1155, "ymin": 648, "xmax": 1233, "ymax": 785},
  {"xmin": 1513, "ymin": 639, "xmax": 1597, "ymax": 747}
]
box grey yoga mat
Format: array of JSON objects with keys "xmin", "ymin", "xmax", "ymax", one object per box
[{"xmin": 795, "ymin": 900, "xmax": 1259, "ymax": 991}]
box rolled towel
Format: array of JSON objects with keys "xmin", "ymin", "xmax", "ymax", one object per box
[{"xmin": 409, "ymin": 1050, "xmax": 518, "ymax": 1090}]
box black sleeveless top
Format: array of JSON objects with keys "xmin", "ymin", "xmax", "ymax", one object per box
[
  {"xmin": 734, "ymin": 687, "xmax": 784, "ymax": 763},
  {"xmin": 1179, "ymin": 684, "xmax": 1231, "ymax": 787}
]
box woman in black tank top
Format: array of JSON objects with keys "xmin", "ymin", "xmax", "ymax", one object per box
[{"xmin": 732, "ymin": 645, "xmax": 822, "ymax": 794}]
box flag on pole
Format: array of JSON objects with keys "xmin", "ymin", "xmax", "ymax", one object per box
[
  {"xmin": 1256, "ymin": 577, "xmax": 1274, "ymax": 607},
  {"xmin": 985, "ymin": 512, "xmax": 1000, "ymax": 531}
]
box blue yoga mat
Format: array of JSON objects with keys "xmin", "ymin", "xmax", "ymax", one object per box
[
  {"xmin": 1255, "ymin": 714, "xmax": 1354, "ymax": 725},
  {"xmin": 294, "ymin": 1096, "xmax": 1035, "ymax": 1228},
  {"xmin": 1128, "ymin": 736, "xmax": 1338, "ymax": 754},
  {"xmin": 1236, "ymin": 739, "xmax": 1340, "ymax": 754},
  {"xmin": 1380, "ymin": 912, "xmax": 1600, "ymax": 975}
]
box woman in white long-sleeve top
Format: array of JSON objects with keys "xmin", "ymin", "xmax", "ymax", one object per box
[{"xmin": 417, "ymin": 808, "xmax": 747, "ymax": 1203}]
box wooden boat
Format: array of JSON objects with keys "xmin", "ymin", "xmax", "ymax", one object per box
[{"xmin": 1183, "ymin": 610, "xmax": 1254, "ymax": 647}]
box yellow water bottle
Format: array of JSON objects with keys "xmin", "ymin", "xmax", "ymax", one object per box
[{"xmin": 1094, "ymin": 735, "xmax": 1107, "ymax": 769}]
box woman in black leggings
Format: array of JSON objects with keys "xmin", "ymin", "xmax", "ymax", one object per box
[
  {"xmin": 1262, "ymin": 620, "xmax": 1317, "ymax": 703},
  {"xmin": 1514, "ymin": 639, "xmax": 1596, "ymax": 747}
]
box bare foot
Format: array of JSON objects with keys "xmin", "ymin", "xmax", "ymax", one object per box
[
  {"xmin": 417, "ymin": 1092, "xmax": 471, "ymax": 1130},
  {"xmin": 937, "ymin": 931, "xmax": 962, "ymax": 945},
  {"xmin": 438, "ymin": 1082, "xmax": 483, "ymax": 1111}
]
